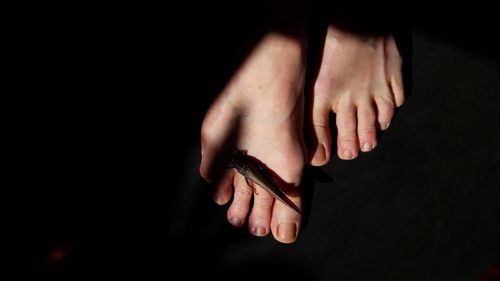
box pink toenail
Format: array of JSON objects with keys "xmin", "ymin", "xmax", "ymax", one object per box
[
  {"xmin": 230, "ymin": 217, "xmax": 243, "ymax": 227},
  {"xmin": 362, "ymin": 143, "xmax": 372, "ymax": 152},
  {"xmin": 252, "ymin": 226, "xmax": 267, "ymax": 237},
  {"xmin": 342, "ymin": 150, "xmax": 353, "ymax": 159}
]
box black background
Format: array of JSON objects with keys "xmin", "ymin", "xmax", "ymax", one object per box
[{"xmin": 26, "ymin": 4, "xmax": 500, "ymax": 281}]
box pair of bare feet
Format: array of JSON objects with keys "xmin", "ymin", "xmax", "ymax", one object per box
[{"xmin": 200, "ymin": 23, "xmax": 404, "ymax": 243}]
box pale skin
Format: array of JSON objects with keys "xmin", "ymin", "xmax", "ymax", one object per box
[
  {"xmin": 201, "ymin": 33, "xmax": 306, "ymax": 243},
  {"xmin": 200, "ymin": 24, "xmax": 404, "ymax": 243},
  {"xmin": 309, "ymin": 25, "xmax": 404, "ymax": 163}
]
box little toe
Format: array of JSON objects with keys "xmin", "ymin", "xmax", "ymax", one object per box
[
  {"xmin": 356, "ymin": 101, "xmax": 377, "ymax": 152},
  {"xmin": 385, "ymin": 35, "xmax": 405, "ymax": 107},
  {"xmin": 227, "ymin": 173, "xmax": 252, "ymax": 228},
  {"xmin": 336, "ymin": 101, "xmax": 359, "ymax": 160},
  {"xmin": 374, "ymin": 96, "xmax": 395, "ymax": 131}
]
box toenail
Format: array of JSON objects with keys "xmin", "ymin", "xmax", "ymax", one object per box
[
  {"xmin": 252, "ymin": 226, "xmax": 267, "ymax": 237},
  {"xmin": 362, "ymin": 143, "xmax": 373, "ymax": 152},
  {"xmin": 230, "ymin": 217, "xmax": 243, "ymax": 227},
  {"xmin": 214, "ymin": 195, "xmax": 226, "ymax": 206},
  {"xmin": 382, "ymin": 122, "xmax": 390, "ymax": 130},
  {"xmin": 342, "ymin": 150, "xmax": 353, "ymax": 159},
  {"xmin": 277, "ymin": 222, "xmax": 297, "ymax": 241}
]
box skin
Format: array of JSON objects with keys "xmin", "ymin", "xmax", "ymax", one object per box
[
  {"xmin": 200, "ymin": 33, "xmax": 306, "ymax": 243},
  {"xmin": 200, "ymin": 23, "xmax": 405, "ymax": 244},
  {"xmin": 309, "ymin": 25, "xmax": 405, "ymax": 164},
  {"xmin": 230, "ymin": 149, "xmax": 302, "ymax": 215}
]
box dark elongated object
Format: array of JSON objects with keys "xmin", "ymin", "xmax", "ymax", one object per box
[{"xmin": 230, "ymin": 150, "xmax": 301, "ymax": 215}]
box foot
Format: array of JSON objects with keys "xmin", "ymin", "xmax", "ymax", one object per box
[
  {"xmin": 200, "ymin": 33, "xmax": 306, "ymax": 243},
  {"xmin": 309, "ymin": 25, "xmax": 405, "ymax": 164}
]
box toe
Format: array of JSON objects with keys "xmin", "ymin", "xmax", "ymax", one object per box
[
  {"xmin": 336, "ymin": 100, "xmax": 359, "ymax": 160},
  {"xmin": 227, "ymin": 173, "xmax": 252, "ymax": 228},
  {"xmin": 200, "ymin": 145, "xmax": 233, "ymax": 205},
  {"xmin": 271, "ymin": 189, "xmax": 302, "ymax": 244},
  {"xmin": 200, "ymin": 102, "xmax": 239, "ymax": 201},
  {"xmin": 248, "ymin": 185, "xmax": 274, "ymax": 237},
  {"xmin": 356, "ymin": 101, "xmax": 377, "ymax": 152},
  {"xmin": 309, "ymin": 104, "xmax": 332, "ymax": 166},
  {"xmin": 374, "ymin": 95, "xmax": 395, "ymax": 131},
  {"xmin": 212, "ymin": 170, "xmax": 233, "ymax": 205},
  {"xmin": 385, "ymin": 35, "xmax": 405, "ymax": 107}
]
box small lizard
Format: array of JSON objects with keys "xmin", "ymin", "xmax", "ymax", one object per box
[{"xmin": 230, "ymin": 149, "xmax": 301, "ymax": 215}]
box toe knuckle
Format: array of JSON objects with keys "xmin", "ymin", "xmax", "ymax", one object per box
[
  {"xmin": 337, "ymin": 119, "xmax": 356, "ymax": 129},
  {"xmin": 359, "ymin": 109, "xmax": 376, "ymax": 120},
  {"xmin": 358, "ymin": 126, "xmax": 376, "ymax": 136},
  {"xmin": 338, "ymin": 135, "xmax": 357, "ymax": 143},
  {"xmin": 255, "ymin": 194, "xmax": 274, "ymax": 205},
  {"xmin": 379, "ymin": 108, "xmax": 394, "ymax": 121},
  {"xmin": 235, "ymin": 185, "xmax": 253, "ymax": 197}
]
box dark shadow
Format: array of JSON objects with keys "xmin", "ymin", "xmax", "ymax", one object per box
[
  {"xmin": 213, "ymin": 262, "xmax": 313, "ymax": 281},
  {"xmin": 35, "ymin": 3, "xmax": 500, "ymax": 281},
  {"xmin": 300, "ymin": 165, "xmax": 333, "ymax": 231},
  {"xmin": 410, "ymin": 16, "xmax": 500, "ymax": 64}
]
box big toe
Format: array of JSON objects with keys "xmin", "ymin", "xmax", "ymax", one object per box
[{"xmin": 271, "ymin": 193, "xmax": 302, "ymax": 243}]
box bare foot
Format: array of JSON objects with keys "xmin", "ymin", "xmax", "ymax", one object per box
[
  {"xmin": 309, "ymin": 25, "xmax": 405, "ymax": 164},
  {"xmin": 200, "ymin": 33, "xmax": 306, "ymax": 243}
]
